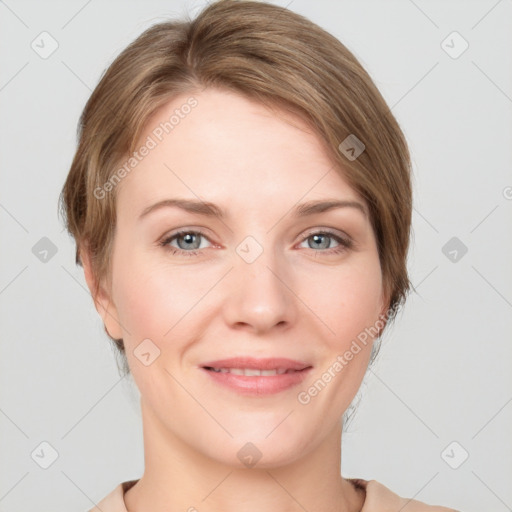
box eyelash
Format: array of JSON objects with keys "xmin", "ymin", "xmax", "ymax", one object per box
[{"xmin": 158, "ymin": 229, "xmax": 353, "ymax": 257}]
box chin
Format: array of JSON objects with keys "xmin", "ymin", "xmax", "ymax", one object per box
[{"xmin": 201, "ymin": 431, "xmax": 309, "ymax": 470}]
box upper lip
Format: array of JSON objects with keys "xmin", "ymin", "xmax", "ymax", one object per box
[{"xmin": 201, "ymin": 357, "xmax": 312, "ymax": 371}]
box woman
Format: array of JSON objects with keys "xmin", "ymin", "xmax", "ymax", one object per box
[{"xmin": 60, "ymin": 1, "xmax": 458, "ymax": 510}]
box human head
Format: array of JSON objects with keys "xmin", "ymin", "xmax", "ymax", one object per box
[{"xmin": 59, "ymin": 0, "xmax": 413, "ymax": 379}]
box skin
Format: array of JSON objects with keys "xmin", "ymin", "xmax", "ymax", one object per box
[{"xmin": 82, "ymin": 87, "xmax": 389, "ymax": 512}]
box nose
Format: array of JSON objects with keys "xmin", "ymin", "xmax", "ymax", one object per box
[{"xmin": 221, "ymin": 244, "xmax": 298, "ymax": 335}]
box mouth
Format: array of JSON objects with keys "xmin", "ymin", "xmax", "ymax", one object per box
[
  {"xmin": 199, "ymin": 357, "xmax": 313, "ymax": 395},
  {"xmin": 203, "ymin": 367, "xmax": 307, "ymax": 376},
  {"xmin": 200, "ymin": 356, "xmax": 312, "ymax": 374}
]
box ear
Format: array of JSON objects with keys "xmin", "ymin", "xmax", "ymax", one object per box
[
  {"xmin": 376, "ymin": 287, "xmax": 392, "ymax": 337},
  {"xmin": 80, "ymin": 245, "xmax": 124, "ymax": 341}
]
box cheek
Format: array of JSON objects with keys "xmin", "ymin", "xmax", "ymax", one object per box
[
  {"xmin": 112, "ymin": 252, "xmax": 212, "ymax": 348},
  {"xmin": 115, "ymin": 271, "xmax": 176, "ymax": 344},
  {"xmin": 110, "ymin": 245, "xmax": 171, "ymax": 340},
  {"xmin": 315, "ymin": 257, "xmax": 383, "ymax": 340},
  {"xmin": 111, "ymin": 260, "xmax": 185, "ymax": 393}
]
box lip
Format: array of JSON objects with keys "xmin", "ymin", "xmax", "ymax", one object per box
[{"xmin": 199, "ymin": 357, "xmax": 313, "ymax": 396}]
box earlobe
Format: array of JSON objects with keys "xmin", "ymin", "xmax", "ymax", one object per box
[{"xmin": 80, "ymin": 245, "xmax": 124, "ymax": 340}]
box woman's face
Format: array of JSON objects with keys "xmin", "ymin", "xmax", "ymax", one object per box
[{"xmin": 92, "ymin": 87, "xmax": 388, "ymax": 467}]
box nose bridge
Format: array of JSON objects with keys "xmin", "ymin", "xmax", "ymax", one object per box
[{"xmin": 222, "ymin": 232, "xmax": 296, "ymax": 332}]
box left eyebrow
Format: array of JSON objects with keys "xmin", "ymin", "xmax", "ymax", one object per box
[
  {"xmin": 138, "ymin": 198, "xmax": 368, "ymax": 221},
  {"xmin": 294, "ymin": 199, "xmax": 368, "ymax": 219}
]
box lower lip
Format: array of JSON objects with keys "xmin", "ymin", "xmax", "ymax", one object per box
[{"xmin": 201, "ymin": 367, "xmax": 312, "ymax": 395}]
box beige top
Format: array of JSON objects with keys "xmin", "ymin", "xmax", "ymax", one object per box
[{"xmin": 88, "ymin": 478, "xmax": 459, "ymax": 511}]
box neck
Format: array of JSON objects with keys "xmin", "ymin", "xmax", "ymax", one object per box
[{"xmin": 124, "ymin": 399, "xmax": 364, "ymax": 512}]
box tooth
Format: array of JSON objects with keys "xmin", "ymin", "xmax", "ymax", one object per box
[
  {"xmin": 209, "ymin": 367, "xmax": 290, "ymax": 376},
  {"xmin": 244, "ymin": 368, "xmax": 262, "ymax": 376}
]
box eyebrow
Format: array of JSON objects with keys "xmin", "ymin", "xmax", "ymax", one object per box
[{"xmin": 138, "ymin": 198, "xmax": 368, "ymax": 221}]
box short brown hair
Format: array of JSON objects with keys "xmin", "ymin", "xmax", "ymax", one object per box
[{"xmin": 59, "ymin": 0, "xmax": 413, "ymax": 374}]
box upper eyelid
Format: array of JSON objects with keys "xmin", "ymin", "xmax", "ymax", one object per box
[{"xmin": 298, "ymin": 227, "xmax": 350, "ymax": 240}]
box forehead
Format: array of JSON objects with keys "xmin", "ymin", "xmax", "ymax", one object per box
[{"xmin": 115, "ymin": 88, "xmax": 365, "ymax": 217}]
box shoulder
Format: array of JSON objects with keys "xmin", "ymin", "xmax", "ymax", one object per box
[
  {"xmin": 348, "ymin": 478, "xmax": 460, "ymax": 512},
  {"xmin": 87, "ymin": 480, "xmax": 138, "ymax": 512}
]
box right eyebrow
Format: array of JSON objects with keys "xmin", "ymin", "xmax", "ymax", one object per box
[{"xmin": 139, "ymin": 198, "xmax": 225, "ymax": 221}]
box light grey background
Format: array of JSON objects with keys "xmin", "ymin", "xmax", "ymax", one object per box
[{"xmin": 1, "ymin": 1, "xmax": 511, "ymax": 511}]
